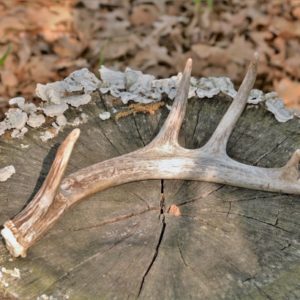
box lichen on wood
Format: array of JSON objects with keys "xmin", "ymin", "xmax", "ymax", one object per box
[
  {"xmin": 0, "ymin": 166, "xmax": 15, "ymax": 182},
  {"xmin": 0, "ymin": 63, "xmax": 295, "ymax": 144}
]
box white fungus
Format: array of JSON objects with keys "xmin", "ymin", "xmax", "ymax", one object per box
[
  {"xmin": 247, "ymin": 89, "xmax": 264, "ymax": 104},
  {"xmin": 36, "ymin": 82, "xmax": 65, "ymax": 104},
  {"xmin": 63, "ymin": 68, "xmax": 101, "ymax": 94},
  {"xmin": 27, "ymin": 114, "xmax": 46, "ymax": 128},
  {"xmin": 5, "ymin": 108, "xmax": 28, "ymax": 130},
  {"xmin": 36, "ymin": 68, "xmax": 100, "ymax": 104},
  {"xmin": 71, "ymin": 113, "xmax": 88, "ymax": 126},
  {"xmin": 0, "ymin": 165, "xmax": 15, "ymax": 182},
  {"xmin": 100, "ymin": 66, "xmax": 125, "ymax": 89},
  {"xmin": 81, "ymin": 113, "xmax": 88, "ymax": 123},
  {"xmin": 56, "ymin": 114, "xmax": 67, "ymax": 127},
  {"xmin": 36, "ymin": 294, "xmax": 59, "ymax": 300},
  {"xmin": 40, "ymin": 129, "xmax": 58, "ymax": 142},
  {"xmin": 42, "ymin": 103, "xmax": 68, "ymax": 117},
  {"xmin": 0, "ymin": 122, "xmax": 7, "ymax": 136},
  {"xmin": 99, "ymin": 111, "xmax": 111, "ymax": 120},
  {"xmin": 0, "ymin": 66, "xmax": 296, "ymax": 141},
  {"xmin": 98, "ymin": 66, "xmax": 294, "ymax": 122},
  {"xmin": 64, "ymin": 94, "xmax": 92, "ymax": 108},
  {"xmin": 265, "ymin": 98, "xmax": 293, "ymax": 123},
  {"xmin": 9, "ymin": 97, "xmax": 25, "ymax": 107},
  {"xmin": 20, "ymin": 102, "xmax": 37, "ymax": 114},
  {"xmin": 11, "ymin": 127, "xmax": 28, "ymax": 139},
  {"xmin": 1, "ymin": 267, "xmax": 21, "ymax": 279}
]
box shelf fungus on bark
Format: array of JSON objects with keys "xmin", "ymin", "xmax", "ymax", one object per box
[{"xmin": 2, "ymin": 54, "xmax": 300, "ymax": 258}]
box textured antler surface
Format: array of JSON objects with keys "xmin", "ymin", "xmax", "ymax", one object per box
[{"xmin": 2, "ymin": 55, "xmax": 300, "ymax": 258}]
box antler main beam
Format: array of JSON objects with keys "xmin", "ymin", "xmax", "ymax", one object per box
[{"xmin": 2, "ymin": 55, "xmax": 300, "ymax": 257}]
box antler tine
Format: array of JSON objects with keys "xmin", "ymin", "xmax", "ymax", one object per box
[
  {"xmin": 149, "ymin": 58, "xmax": 192, "ymax": 148},
  {"xmin": 281, "ymin": 149, "xmax": 300, "ymax": 181},
  {"xmin": 1, "ymin": 128, "xmax": 80, "ymax": 257},
  {"xmin": 203, "ymin": 52, "xmax": 259, "ymax": 154}
]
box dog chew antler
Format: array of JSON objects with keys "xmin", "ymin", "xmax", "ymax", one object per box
[{"xmin": 2, "ymin": 54, "xmax": 300, "ymax": 258}]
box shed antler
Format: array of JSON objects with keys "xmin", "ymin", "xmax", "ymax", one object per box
[{"xmin": 2, "ymin": 55, "xmax": 300, "ymax": 258}]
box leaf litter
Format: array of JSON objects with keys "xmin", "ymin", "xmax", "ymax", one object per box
[{"xmin": 0, "ymin": 0, "xmax": 298, "ymax": 142}]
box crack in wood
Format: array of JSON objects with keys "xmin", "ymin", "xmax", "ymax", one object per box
[
  {"xmin": 129, "ymin": 192, "xmax": 151, "ymax": 209},
  {"xmin": 227, "ymin": 123, "xmax": 248, "ymax": 153},
  {"xmin": 96, "ymin": 124, "xmax": 122, "ymax": 155},
  {"xmin": 280, "ymin": 242, "xmax": 292, "ymax": 251},
  {"xmin": 137, "ymin": 218, "xmax": 166, "ymax": 298},
  {"xmin": 225, "ymin": 194, "xmax": 282, "ymax": 203},
  {"xmin": 132, "ymin": 115, "xmax": 146, "ymax": 147},
  {"xmin": 177, "ymin": 185, "xmax": 224, "ymax": 207},
  {"xmin": 96, "ymin": 90, "xmax": 108, "ymax": 111},
  {"xmin": 189, "ymin": 100, "xmax": 204, "ymax": 148},
  {"xmin": 254, "ymin": 136, "xmax": 290, "ymax": 166},
  {"xmin": 225, "ymin": 212, "xmax": 292, "ymax": 233},
  {"xmin": 70, "ymin": 207, "xmax": 158, "ymax": 232},
  {"xmin": 254, "ymin": 283, "xmax": 274, "ymax": 300},
  {"xmin": 159, "ymin": 179, "xmax": 165, "ymax": 217},
  {"xmin": 137, "ymin": 179, "xmax": 166, "ymax": 298},
  {"xmin": 226, "ymin": 201, "xmax": 232, "ymax": 218},
  {"xmin": 40, "ymin": 231, "xmax": 137, "ymax": 297},
  {"xmin": 165, "ymin": 181, "xmax": 186, "ymax": 202},
  {"xmin": 177, "ymin": 240, "xmax": 188, "ymax": 268}
]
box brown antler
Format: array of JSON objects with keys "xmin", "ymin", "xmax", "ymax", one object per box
[{"xmin": 2, "ymin": 55, "xmax": 300, "ymax": 258}]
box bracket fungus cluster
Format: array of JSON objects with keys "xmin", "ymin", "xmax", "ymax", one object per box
[{"xmin": 0, "ymin": 55, "xmax": 295, "ymax": 143}]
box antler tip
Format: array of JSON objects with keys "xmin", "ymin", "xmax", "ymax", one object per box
[
  {"xmin": 292, "ymin": 149, "xmax": 300, "ymax": 162},
  {"xmin": 185, "ymin": 58, "xmax": 193, "ymax": 73},
  {"xmin": 71, "ymin": 128, "xmax": 81, "ymax": 139},
  {"xmin": 251, "ymin": 52, "xmax": 259, "ymax": 68},
  {"xmin": 284, "ymin": 149, "xmax": 300, "ymax": 170}
]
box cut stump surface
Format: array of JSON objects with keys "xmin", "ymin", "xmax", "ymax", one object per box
[{"xmin": 0, "ymin": 94, "xmax": 300, "ymax": 299}]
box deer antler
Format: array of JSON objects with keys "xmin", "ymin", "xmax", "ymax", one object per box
[{"xmin": 2, "ymin": 55, "xmax": 300, "ymax": 258}]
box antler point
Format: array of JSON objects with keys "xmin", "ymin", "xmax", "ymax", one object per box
[
  {"xmin": 186, "ymin": 58, "xmax": 193, "ymax": 71},
  {"xmin": 70, "ymin": 128, "xmax": 81, "ymax": 140}
]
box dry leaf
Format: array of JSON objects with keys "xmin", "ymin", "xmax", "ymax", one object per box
[
  {"xmin": 0, "ymin": 70, "xmax": 18, "ymax": 87},
  {"xmin": 275, "ymin": 78, "xmax": 300, "ymax": 108},
  {"xmin": 192, "ymin": 44, "xmax": 229, "ymax": 67},
  {"xmin": 130, "ymin": 4, "xmax": 158, "ymax": 26}
]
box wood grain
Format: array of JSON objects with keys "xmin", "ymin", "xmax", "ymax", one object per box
[{"xmin": 0, "ymin": 94, "xmax": 299, "ymax": 299}]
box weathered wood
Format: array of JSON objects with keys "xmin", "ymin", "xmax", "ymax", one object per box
[{"xmin": 0, "ymin": 94, "xmax": 300, "ymax": 299}]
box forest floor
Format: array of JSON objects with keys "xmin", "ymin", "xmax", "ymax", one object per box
[{"xmin": 0, "ymin": 0, "xmax": 300, "ymax": 113}]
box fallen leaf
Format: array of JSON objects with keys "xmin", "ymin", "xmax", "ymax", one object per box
[
  {"xmin": 130, "ymin": 4, "xmax": 158, "ymax": 27},
  {"xmin": 192, "ymin": 44, "xmax": 229, "ymax": 67},
  {"xmin": 0, "ymin": 70, "xmax": 18, "ymax": 87},
  {"xmin": 275, "ymin": 78, "xmax": 300, "ymax": 108}
]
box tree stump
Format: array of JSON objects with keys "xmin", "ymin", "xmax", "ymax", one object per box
[{"xmin": 0, "ymin": 94, "xmax": 299, "ymax": 299}]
